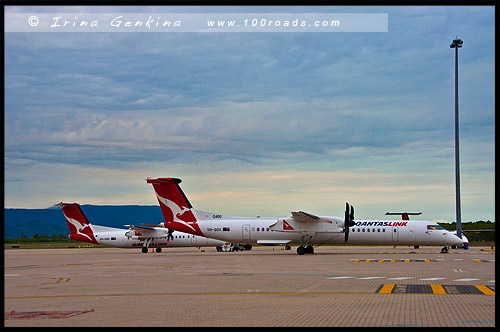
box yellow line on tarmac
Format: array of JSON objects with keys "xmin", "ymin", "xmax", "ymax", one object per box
[
  {"xmin": 474, "ymin": 285, "xmax": 495, "ymax": 296},
  {"xmin": 4, "ymin": 291, "xmax": 374, "ymax": 299},
  {"xmin": 431, "ymin": 284, "xmax": 446, "ymax": 295}
]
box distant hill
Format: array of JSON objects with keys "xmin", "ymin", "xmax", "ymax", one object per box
[{"xmin": 4, "ymin": 205, "xmax": 164, "ymax": 239}]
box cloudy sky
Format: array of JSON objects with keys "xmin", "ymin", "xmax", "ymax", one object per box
[{"xmin": 4, "ymin": 5, "xmax": 495, "ymax": 223}]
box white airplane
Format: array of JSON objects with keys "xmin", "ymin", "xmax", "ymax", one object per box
[
  {"xmin": 146, "ymin": 177, "xmax": 467, "ymax": 255},
  {"xmin": 55, "ymin": 202, "xmax": 225, "ymax": 253}
]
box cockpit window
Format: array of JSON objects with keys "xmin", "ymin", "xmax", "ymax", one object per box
[{"xmin": 427, "ymin": 224, "xmax": 445, "ymax": 230}]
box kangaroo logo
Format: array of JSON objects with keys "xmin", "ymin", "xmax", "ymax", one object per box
[
  {"xmin": 283, "ymin": 219, "xmax": 295, "ymax": 231},
  {"xmin": 63, "ymin": 212, "xmax": 95, "ymax": 242},
  {"xmin": 156, "ymin": 193, "xmax": 197, "ymax": 232}
]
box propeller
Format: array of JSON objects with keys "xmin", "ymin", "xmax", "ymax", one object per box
[
  {"xmin": 167, "ymin": 229, "xmax": 174, "ymax": 241},
  {"xmin": 344, "ymin": 202, "xmax": 356, "ymax": 242}
]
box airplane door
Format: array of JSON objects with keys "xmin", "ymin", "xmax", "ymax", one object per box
[
  {"xmin": 392, "ymin": 226, "xmax": 399, "ymax": 241},
  {"xmin": 242, "ymin": 224, "xmax": 250, "ymax": 240},
  {"xmin": 408, "ymin": 225, "xmax": 416, "ymax": 242}
]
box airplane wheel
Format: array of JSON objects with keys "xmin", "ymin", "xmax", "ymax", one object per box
[
  {"xmin": 305, "ymin": 245, "xmax": 314, "ymax": 254},
  {"xmin": 285, "ymin": 245, "xmax": 291, "ymax": 250},
  {"xmin": 156, "ymin": 248, "xmax": 162, "ymax": 253},
  {"xmin": 297, "ymin": 246, "xmax": 305, "ymax": 255},
  {"xmin": 440, "ymin": 247, "xmax": 448, "ymax": 253},
  {"xmin": 142, "ymin": 247, "xmax": 148, "ymax": 253}
]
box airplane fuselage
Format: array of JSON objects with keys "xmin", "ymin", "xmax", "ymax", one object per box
[
  {"xmin": 188, "ymin": 216, "xmax": 463, "ymax": 247},
  {"xmin": 78, "ymin": 225, "xmax": 225, "ymax": 248}
]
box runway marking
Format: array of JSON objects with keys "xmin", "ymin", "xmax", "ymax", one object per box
[
  {"xmin": 430, "ymin": 284, "xmax": 446, "ymax": 295},
  {"xmin": 453, "ymin": 278, "xmax": 480, "ymax": 282},
  {"xmin": 43, "ymin": 277, "xmax": 69, "ymax": 285},
  {"xmin": 326, "ymin": 276, "xmax": 354, "ymax": 279},
  {"xmin": 5, "ymin": 309, "xmax": 94, "ymax": 320},
  {"xmin": 474, "ymin": 285, "xmax": 495, "ymax": 295},
  {"xmin": 376, "ymin": 284, "xmax": 494, "ymax": 295},
  {"xmin": 378, "ymin": 284, "xmax": 394, "ymax": 294},
  {"xmin": 351, "ymin": 259, "xmax": 436, "ymax": 263}
]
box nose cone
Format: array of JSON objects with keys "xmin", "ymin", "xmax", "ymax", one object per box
[{"xmin": 449, "ymin": 231, "xmax": 464, "ymax": 246}]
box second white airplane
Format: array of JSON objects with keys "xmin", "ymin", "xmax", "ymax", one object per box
[
  {"xmin": 56, "ymin": 202, "xmax": 225, "ymax": 253},
  {"xmin": 146, "ymin": 177, "xmax": 467, "ymax": 255}
]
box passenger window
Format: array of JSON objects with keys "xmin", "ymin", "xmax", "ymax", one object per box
[
  {"xmin": 257, "ymin": 228, "xmax": 259, "ymax": 231},
  {"xmin": 383, "ymin": 229, "xmax": 385, "ymax": 232},
  {"xmin": 373, "ymin": 229, "xmax": 375, "ymax": 232},
  {"xmin": 362, "ymin": 229, "xmax": 365, "ymax": 232},
  {"xmin": 377, "ymin": 229, "xmax": 380, "ymax": 232},
  {"xmin": 267, "ymin": 228, "xmax": 270, "ymax": 231}
]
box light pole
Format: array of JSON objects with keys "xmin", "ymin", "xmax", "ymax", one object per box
[{"xmin": 450, "ymin": 38, "xmax": 463, "ymax": 242}]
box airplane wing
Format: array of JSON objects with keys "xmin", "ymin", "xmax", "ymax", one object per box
[
  {"xmin": 291, "ymin": 211, "xmax": 332, "ymax": 223},
  {"xmin": 125, "ymin": 225, "xmax": 169, "ymax": 239},
  {"xmin": 127, "ymin": 224, "xmax": 155, "ymax": 231}
]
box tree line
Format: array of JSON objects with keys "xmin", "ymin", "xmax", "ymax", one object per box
[
  {"xmin": 438, "ymin": 220, "xmax": 495, "ymax": 242},
  {"xmin": 4, "ymin": 234, "xmax": 75, "ymax": 243}
]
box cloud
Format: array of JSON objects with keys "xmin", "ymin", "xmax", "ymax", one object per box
[{"xmin": 4, "ymin": 6, "xmax": 495, "ymax": 223}]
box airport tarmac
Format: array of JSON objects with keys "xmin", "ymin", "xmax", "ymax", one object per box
[{"xmin": 4, "ymin": 245, "xmax": 496, "ymax": 327}]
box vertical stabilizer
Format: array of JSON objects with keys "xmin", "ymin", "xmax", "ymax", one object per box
[
  {"xmin": 55, "ymin": 202, "xmax": 98, "ymax": 244},
  {"xmin": 146, "ymin": 178, "xmax": 204, "ymax": 236}
]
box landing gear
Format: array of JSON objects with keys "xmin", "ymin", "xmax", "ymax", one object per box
[
  {"xmin": 285, "ymin": 245, "xmax": 291, "ymax": 250},
  {"xmin": 156, "ymin": 247, "xmax": 162, "ymax": 253},
  {"xmin": 141, "ymin": 238, "xmax": 154, "ymax": 253},
  {"xmin": 297, "ymin": 234, "xmax": 314, "ymax": 255},
  {"xmin": 440, "ymin": 246, "xmax": 449, "ymax": 253},
  {"xmin": 297, "ymin": 245, "xmax": 314, "ymax": 255}
]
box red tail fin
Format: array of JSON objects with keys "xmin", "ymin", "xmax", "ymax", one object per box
[
  {"xmin": 55, "ymin": 202, "xmax": 98, "ymax": 244},
  {"xmin": 146, "ymin": 178, "xmax": 204, "ymax": 236}
]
